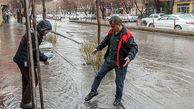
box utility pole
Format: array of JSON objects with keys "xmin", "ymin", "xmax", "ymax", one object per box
[
  {"xmin": 42, "ymin": 0, "xmax": 46, "ymax": 20},
  {"xmin": 32, "ymin": 0, "xmax": 45, "ymax": 109},
  {"xmin": 24, "ymin": 0, "xmax": 37, "ymax": 109}
]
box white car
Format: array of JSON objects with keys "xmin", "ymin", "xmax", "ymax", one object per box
[
  {"xmin": 191, "ymin": 13, "xmax": 194, "ymax": 17},
  {"xmin": 147, "ymin": 14, "xmax": 194, "ymax": 31},
  {"xmin": 106, "ymin": 14, "xmax": 120, "ymax": 20},
  {"xmin": 119, "ymin": 14, "xmax": 130, "ymax": 22},
  {"xmin": 127, "ymin": 14, "xmax": 138, "ymax": 22},
  {"xmin": 141, "ymin": 13, "xmax": 164, "ymax": 25},
  {"xmin": 106, "ymin": 14, "xmax": 130, "ymax": 22},
  {"xmin": 46, "ymin": 14, "xmax": 53, "ymax": 19}
]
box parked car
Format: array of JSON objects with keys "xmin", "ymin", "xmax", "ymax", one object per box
[
  {"xmin": 69, "ymin": 14, "xmax": 87, "ymax": 20},
  {"xmin": 191, "ymin": 13, "xmax": 194, "ymax": 18},
  {"xmin": 127, "ymin": 14, "xmax": 138, "ymax": 22},
  {"xmin": 85, "ymin": 14, "xmax": 96, "ymax": 19},
  {"xmin": 185, "ymin": 13, "xmax": 194, "ymax": 19},
  {"xmin": 105, "ymin": 14, "xmax": 120, "ymax": 20},
  {"xmin": 141, "ymin": 13, "xmax": 164, "ymax": 25},
  {"xmin": 147, "ymin": 14, "xmax": 194, "ymax": 31},
  {"xmin": 36, "ymin": 14, "xmax": 42, "ymax": 18},
  {"xmin": 46, "ymin": 14, "xmax": 53, "ymax": 19},
  {"xmin": 106, "ymin": 14, "xmax": 133, "ymax": 22},
  {"xmin": 69, "ymin": 14, "xmax": 79, "ymax": 20},
  {"xmin": 57, "ymin": 14, "xmax": 65, "ymax": 18},
  {"xmin": 65, "ymin": 14, "xmax": 71, "ymax": 19},
  {"xmin": 119, "ymin": 14, "xmax": 130, "ymax": 22},
  {"xmin": 53, "ymin": 15, "xmax": 61, "ymax": 20}
]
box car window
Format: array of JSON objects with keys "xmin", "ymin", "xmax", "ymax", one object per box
[
  {"xmin": 154, "ymin": 15, "xmax": 158, "ymax": 18},
  {"xmin": 149, "ymin": 15, "xmax": 153, "ymax": 18},
  {"xmin": 160, "ymin": 16, "xmax": 168, "ymax": 20},
  {"xmin": 179, "ymin": 15, "xmax": 194, "ymax": 20},
  {"xmin": 160, "ymin": 14, "xmax": 164, "ymax": 17},
  {"xmin": 168, "ymin": 16, "xmax": 178, "ymax": 20}
]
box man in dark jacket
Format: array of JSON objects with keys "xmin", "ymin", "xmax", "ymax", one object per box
[
  {"xmin": 13, "ymin": 20, "xmax": 52, "ymax": 108},
  {"xmin": 85, "ymin": 16, "xmax": 138, "ymax": 106}
]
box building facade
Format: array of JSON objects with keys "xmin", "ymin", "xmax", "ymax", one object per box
[
  {"xmin": 133, "ymin": 0, "xmax": 173, "ymax": 17},
  {"xmin": 0, "ymin": 0, "xmax": 8, "ymax": 25},
  {"xmin": 173, "ymin": 0, "xmax": 194, "ymax": 13}
]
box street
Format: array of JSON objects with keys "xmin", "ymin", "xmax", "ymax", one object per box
[{"xmin": 1, "ymin": 18, "xmax": 194, "ymax": 109}]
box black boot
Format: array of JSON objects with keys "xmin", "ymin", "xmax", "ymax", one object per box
[
  {"xmin": 113, "ymin": 98, "xmax": 121, "ymax": 106},
  {"xmin": 85, "ymin": 91, "xmax": 98, "ymax": 101}
]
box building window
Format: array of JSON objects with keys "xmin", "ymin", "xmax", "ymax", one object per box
[{"xmin": 177, "ymin": 4, "xmax": 189, "ymax": 13}]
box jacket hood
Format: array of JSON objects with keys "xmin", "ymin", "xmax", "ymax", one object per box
[{"xmin": 37, "ymin": 20, "xmax": 52, "ymax": 35}]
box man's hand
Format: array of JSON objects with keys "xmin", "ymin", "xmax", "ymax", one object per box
[
  {"xmin": 123, "ymin": 57, "xmax": 130, "ymax": 67},
  {"xmin": 44, "ymin": 59, "xmax": 49, "ymax": 65},
  {"xmin": 92, "ymin": 49, "xmax": 97, "ymax": 56}
]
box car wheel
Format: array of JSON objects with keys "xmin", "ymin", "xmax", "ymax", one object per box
[
  {"xmin": 149, "ymin": 23, "xmax": 153, "ymax": 27},
  {"xmin": 175, "ymin": 25, "xmax": 182, "ymax": 30},
  {"xmin": 142, "ymin": 20, "xmax": 147, "ymax": 26}
]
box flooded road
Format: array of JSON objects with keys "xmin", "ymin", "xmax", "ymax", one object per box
[{"xmin": 1, "ymin": 19, "xmax": 194, "ymax": 109}]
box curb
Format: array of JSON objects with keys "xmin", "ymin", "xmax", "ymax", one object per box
[{"xmin": 70, "ymin": 20, "xmax": 194, "ymax": 37}]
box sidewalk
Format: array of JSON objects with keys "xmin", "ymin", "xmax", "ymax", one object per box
[
  {"xmin": 69, "ymin": 19, "xmax": 194, "ymax": 36},
  {"xmin": 0, "ymin": 18, "xmax": 25, "ymax": 78}
]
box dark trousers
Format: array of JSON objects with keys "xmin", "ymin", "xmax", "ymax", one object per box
[
  {"xmin": 91, "ymin": 60, "xmax": 127, "ymax": 99},
  {"xmin": 18, "ymin": 66, "xmax": 38, "ymax": 103}
]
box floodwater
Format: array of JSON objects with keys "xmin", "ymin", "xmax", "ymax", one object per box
[{"xmin": 1, "ymin": 19, "xmax": 194, "ymax": 109}]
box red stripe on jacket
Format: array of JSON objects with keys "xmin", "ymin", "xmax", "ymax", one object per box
[
  {"xmin": 108, "ymin": 28, "xmax": 132, "ymax": 67},
  {"xmin": 117, "ymin": 29, "xmax": 132, "ymax": 67}
]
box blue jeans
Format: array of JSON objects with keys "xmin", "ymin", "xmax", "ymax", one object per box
[{"xmin": 91, "ymin": 60, "xmax": 128, "ymax": 99}]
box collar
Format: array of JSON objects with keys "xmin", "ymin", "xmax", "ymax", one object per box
[{"xmin": 120, "ymin": 24, "xmax": 127, "ymax": 35}]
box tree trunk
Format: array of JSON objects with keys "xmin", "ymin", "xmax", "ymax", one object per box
[
  {"xmin": 42, "ymin": 0, "xmax": 46, "ymax": 20},
  {"xmin": 100, "ymin": 2, "xmax": 105, "ymax": 19},
  {"xmin": 96, "ymin": 0, "xmax": 101, "ymax": 44},
  {"xmin": 171, "ymin": 0, "xmax": 175, "ymax": 14}
]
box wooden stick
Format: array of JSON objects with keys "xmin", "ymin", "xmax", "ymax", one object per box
[
  {"xmin": 32, "ymin": 0, "xmax": 45, "ymax": 109},
  {"xmin": 24, "ymin": 0, "xmax": 37, "ymax": 108}
]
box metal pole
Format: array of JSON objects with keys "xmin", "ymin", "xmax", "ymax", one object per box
[
  {"xmin": 32, "ymin": 0, "xmax": 45, "ymax": 109},
  {"xmin": 42, "ymin": 0, "xmax": 46, "ymax": 20},
  {"xmin": 24, "ymin": 0, "xmax": 37, "ymax": 109}
]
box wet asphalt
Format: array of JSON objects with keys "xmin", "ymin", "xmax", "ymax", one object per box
[{"xmin": 0, "ymin": 18, "xmax": 194, "ymax": 109}]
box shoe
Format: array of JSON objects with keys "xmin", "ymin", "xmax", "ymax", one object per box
[
  {"xmin": 84, "ymin": 91, "xmax": 98, "ymax": 101},
  {"xmin": 20, "ymin": 102, "xmax": 32, "ymax": 109},
  {"xmin": 113, "ymin": 98, "xmax": 121, "ymax": 106}
]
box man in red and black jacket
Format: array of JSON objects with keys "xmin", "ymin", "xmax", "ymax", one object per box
[{"xmin": 85, "ymin": 16, "xmax": 138, "ymax": 106}]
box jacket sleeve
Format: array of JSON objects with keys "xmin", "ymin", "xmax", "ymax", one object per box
[
  {"xmin": 126, "ymin": 36, "xmax": 138, "ymax": 61},
  {"xmin": 31, "ymin": 32, "xmax": 48, "ymax": 62},
  {"xmin": 96, "ymin": 34, "xmax": 110, "ymax": 51},
  {"xmin": 39, "ymin": 51, "xmax": 48, "ymax": 62}
]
